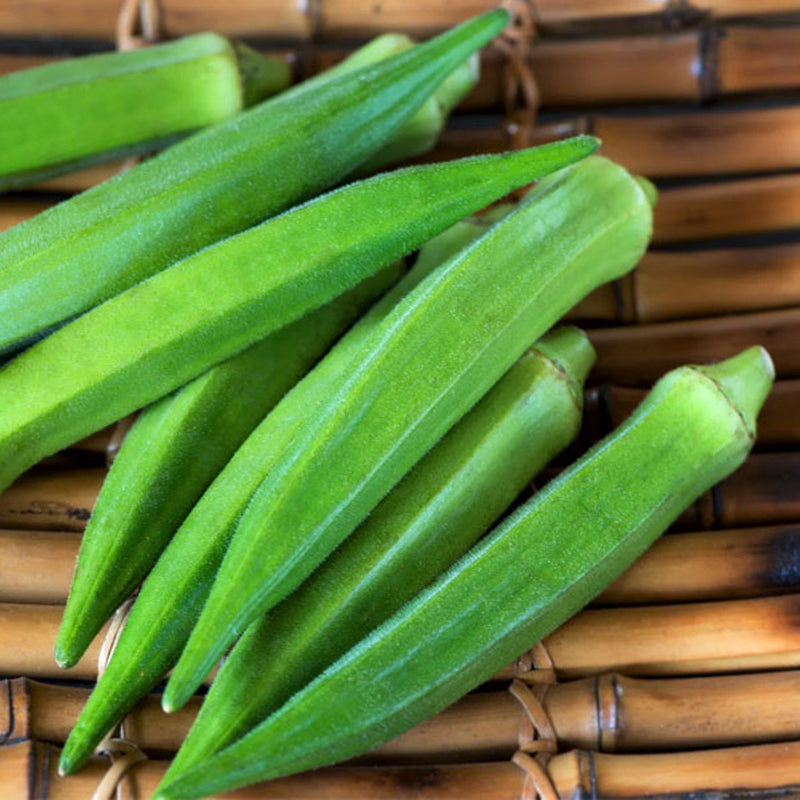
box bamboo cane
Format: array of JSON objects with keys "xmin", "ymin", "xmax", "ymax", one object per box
[
  {"xmin": 5, "ymin": 738, "xmax": 800, "ymax": 799},
  {"xmin": 501, "ymin": 594, "xmax": 800, "ymax": 681},
  {"xmin": 568, "ymin": 243, "xmax": 800, "ymax": 324},
  {"xmin": 4, "ymin": 0, "xmax": 798, "ymax": 39},
  {"xmin": 654, "ymin": 173, "xmax": 800, "ymax": 244},
  {"xmin": 2, "ymin": 592, "xmax": 800, "ymax": 683},
  {"xmin": 4, "ymin": 521, "xmax": 799, "ymax": 607},
  {"xmin": 589, "ymin": 308, "xmax": 800, "ymax": 385},
  {"xmin": 7, "ymin": 668, "xmax": 800, "ymax": 759},
  {"xmin": 601, "ymin": 524, "xmax": 800, "ymax": 604},
  {"xmin": 0, "ymin": 468, "xmax": 103, "ymax": 531},
  {"xmin": 596, "ymin": 379, "xmax": 800, "ymax": 447}
]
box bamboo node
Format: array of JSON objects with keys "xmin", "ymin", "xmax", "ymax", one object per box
[
  {"xmin": 512, "ymin": 750, "xmax": 559, "ymax": 800},
  {"xmin": 514, "ymin": 640, "xmax": 557, "ymax": 685}
]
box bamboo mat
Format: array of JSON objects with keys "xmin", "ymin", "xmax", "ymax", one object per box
[{"xmin": 2, "ymin": 1, "xmax": 800, "ymax": 798}]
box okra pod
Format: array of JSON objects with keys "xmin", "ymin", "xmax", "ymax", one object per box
[
  {"xmin": 157, "ymin": 346, "xmax": 773, "ymax": 798},
  {"xmin": 165, "ymin": 326, "xmax": 593, "ymax": 778},
  {"xmin": 0, "ymin": 139, "xmax": 594, "ymax": 494},
  {"xmin": 57, "ymin": 203, "xmax": 530, "ymax": 775},
  {"xmin": 0, "ymin": 9, "xmax": 506, "ymax": 355},
  {"xmin": 54, "ymin": 267, "xmax": 401, "ymax": 668},
  {"xmin": 0, "ymin": 34, "xmax": 289, "ymax": 192},
  {"xmin": 163, "ymin": 155, "xmax": 652, "ymax": 710}
]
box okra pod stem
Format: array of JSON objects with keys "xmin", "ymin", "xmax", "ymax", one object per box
[{"xmin": 158, "ymin": 347, "xmax": 773, "ymax": 798}]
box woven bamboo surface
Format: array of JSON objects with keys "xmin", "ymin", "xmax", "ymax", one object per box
[{"xmin": 2, "ymin": 1, "xmax": 800, "ymax": 797}]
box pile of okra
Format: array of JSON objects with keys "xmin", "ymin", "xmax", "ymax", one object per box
[{"xmin": 0, "ymin": 9, "xmax": 774, "ymax": 798}]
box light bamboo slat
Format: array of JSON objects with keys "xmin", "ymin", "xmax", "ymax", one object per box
[
  {"xmin": 5, "ymin": 739, "xmax": 800, "ymax": 799},
  {"xmin": 4, "ymin": 0, "xmax": 798, "ymax": 39},
  {"xmin": 4, "ymin": 521, "xmax": 800, "ymax": 607},
  {"xmin": 601, "ymin": 524, "xmax": 800, "ymax": 603},
  {"xmin": 6, "ymin": 669, "xmax": 800, "ymax": 759}
]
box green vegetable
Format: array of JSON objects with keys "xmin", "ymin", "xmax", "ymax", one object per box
[
  {"xmin": 157, "ymin": 346, "xmax": 774, "ymax": 799},
  {"xmin": 54, "ymin": 266, "xmax": 401, "ymax": 669},
  {"xmin": 0, "ymin": 34, "xmax": 289, "ymax": 192},
  {"xmin": 164, "ymin": 326, "xmax": 593, "ymax": 779},
  {"xmin": 57, "ymin": 191, "xmax": 559, "ymax": 776},
  {"xmin": 0, "ymin": 9, "xmax": 507, "ymax": 356},
  {"xmin": 0, "ymin": 138, "xmax": 594, "ymax": 495},
  {"xmin": 162, "ymin": 154, "xmax": 652, "ymax": 711}
]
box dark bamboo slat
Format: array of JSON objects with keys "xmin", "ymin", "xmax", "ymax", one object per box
[
  {"xmin": 597, "ymin": 379, "xmax": 800, "ymax": 446},
  {"xmin": 588, "ymin": 308, "xmax": 800, "ymax": 385},
  {"xmin": 0, "ymin": 197, "xmax": 53, "ymax": 233}
]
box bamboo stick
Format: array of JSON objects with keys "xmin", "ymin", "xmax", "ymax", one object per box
[
  {"xmin": 0, "ymin": 530, "xmax": 79, "ymax": 604},
  {"xmin": 568, "ymin": 243, "xmax": 800, "ymax": 323},
  {"xmin": 588, "ymin": 308, "xmax": 800, "ymax": 385},
  {"xmin": 654, "ymin": 173, "xmax": 800, "ymax": 244},
  {"xmin": 596, "ymin": 379, "xmax": 800, "ymax": 447},
  {"xmin": 8, "ymin": 668, "xmax": 800, "ymax": 759},
  {"xmin": 5, "ymin": 0, "xmax": 797, "ymax": 39},
  {"xmin": 2, "ymin": 592, "xmax": 800, "ymax": 683},
  {"xmin": 5, "ymin": 520, "xmax": 800, "ymax": 607},
  {"xmin": 7, "ymin": 738, "xmax": 800, "ymax": 799},
  {"xmin": 419, "ymin": 104, "xmax": 800, "ymax": 179},
  {"xmin": 0, "ymin": 197, "xmax": 52, "ymax": 233},
  {"xmin": 601, "ymin": 524, "xmax": 800, "ymax": 604},
  {"xmin": 502, "ymin": 594, "xmax": 800, "ymax": 680},
  {"xmin": 0, "ymin": 468, "xmax": 103, "ymax": 531}
]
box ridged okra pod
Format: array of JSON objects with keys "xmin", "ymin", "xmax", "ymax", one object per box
[
  {"xmin": 54, "ymin": 267, "xmax": 401, "ymax": 668},
  {"xmin": 0, "ymin": 139, "xmax": 594, "ymax": 494},
  {"xmin": 0, "ymin": 9, "xmax": 506, "ymax": 355},
  {"xmin": 57, "ymin": 205, "xmax": 527, "ymax": 776},
  {"xmin": 157, "ymin": 346, "xmax": 774, "ymax": 799},
  {"xmin": 165, "ymin": 327, "xmax": 593, "ymax": 779},
  {"xmin": 0, "ymin": 34, "xmax": 289, "ymax": 192},
  {"xmin": 163, "ymin": 155, "xmax": 653, "ymax": 709}
]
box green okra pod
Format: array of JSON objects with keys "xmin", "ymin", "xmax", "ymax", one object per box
[
  {"xmin": 157, "ymin": 346, "xmax": 774, "ymax": 799},
  {"xmin": 0, "ymin": 34, "xmax": 289, "ymax": 192},
  {"xmin": 0, "ymin": 138, "xmax": 595, "ymax": 494},
  {"xmin": 57, "ymin": 202, "xmax": 529, "ymax": 776},
  {"xmin": 164, "ymin": 326, "xmax": 593, "ymax": 779},
  {"xmin": 0, "ymin": 9, "xmax": 506, "ymax": 355},
  {"xmin": 54, "ymin": 266, "xmax": 402, "ymax": 669},
  {"xmin": 163, "ymin": 155, "xmax": 652, "ymax": 710}
]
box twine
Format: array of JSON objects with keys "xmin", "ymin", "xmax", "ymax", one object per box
[
  {"xmin": 93, "ymin": 598, "xmax": 148, "ymax": 800},
  {"xmin": 117, "ymin": 0, "xmax": 163, "ymax": 52},
  {"xmin": 509, "ymin": 677, "xmax": 558, "ymax": 800},
  {"xmin": 513, "ymin": 640, "xmax": 557, "ymax": 685},
  {"xmin": 494, "ymin": 0, "xmax": 540, "ymax": 151}
]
